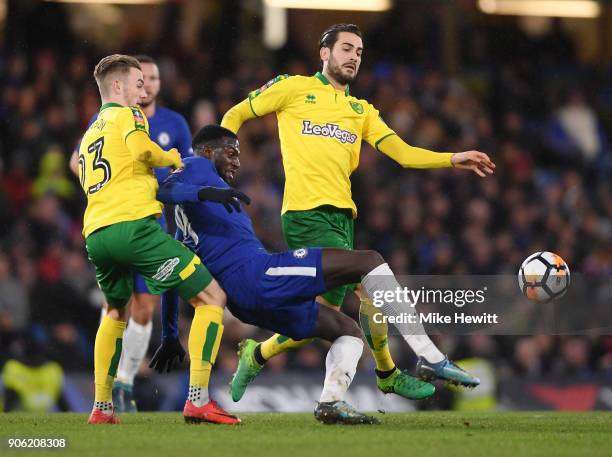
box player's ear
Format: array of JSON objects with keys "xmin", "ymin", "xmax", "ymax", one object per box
[
  {"xmin": 111, "ymin": 78, "xmax": 122, "ymax": 95},
  {"xmin": 202, "ymin": 146, "xmax": 213, "ymax": 159},
  {"xmin": 320, "ymin": 47, "xmax": 330, "ymax": 63}
]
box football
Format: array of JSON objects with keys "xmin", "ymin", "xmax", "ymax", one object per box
[{"xmin": 518, "ymin": 251, "xmax": 571, "ymax": 302}]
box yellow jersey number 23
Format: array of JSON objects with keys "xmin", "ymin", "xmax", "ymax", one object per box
[{"xmin": 79, "ymin": 137, "xmax": 111, "ymax": 195}]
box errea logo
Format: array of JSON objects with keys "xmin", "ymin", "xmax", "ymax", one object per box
[{"xmin": 301, "ymin": 121, "xmax": 357, "ymax": 144}]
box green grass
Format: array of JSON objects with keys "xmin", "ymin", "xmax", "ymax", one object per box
[{"xmin": 1, "ymin": 412, "xmax": 611, "ymax": 457}]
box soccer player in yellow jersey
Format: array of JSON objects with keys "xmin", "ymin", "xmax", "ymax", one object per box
[
  {"xmin": 71, "ymin": 55, "xmax": 193, "ymax": 413},
  {"xmin": 82, "ymin": 55, "xmax": 245, "ymax": 425},
  {"xmin": 222, "ymin": 24, "xmax": 495, "ymax": 401}
]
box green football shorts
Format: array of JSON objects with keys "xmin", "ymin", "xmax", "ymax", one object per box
[
  {"xmin": 281, "ymin": 205, "xmax": 355, "ymax": 307},
  {"xmin": 85, "ymin": 216, "xmax": 212, "ymax": 308}
]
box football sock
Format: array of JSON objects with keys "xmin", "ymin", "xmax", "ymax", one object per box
[
  {"xmin": 116, "ymin": 318, "xmax": 152, "ymax": 386},
  {"xmin": 253, "ymin": 344, "xmax": 267, "ymax": 366},
  {"xmin": 188, "ymin": 304, "xmax": 224, "ymax": 407},
  {"xmin": 188, "ymin": 385, "xmax": 209, "ymax": 407},
  {"xmin": 358, "ymin": 297, "xmax": 396, "ymax": 372},
  {"xmin": 94, "ymin": 401, "xmax": 113, "ymax": 414},
  {"xmin": 375, "ymin": 367, "xmax": 396, "ymax": 379},
  {"xmin": 362, "ymin": 263, "xmax": 445, "ymax": 363},
  {"xmin": 94, "ymin": 316, "xmax": 126, "ymax": 412},
  {"xmin": 259, "ymin": 334, "xmax": 313, "ymax": 361},
  {"xmin": 319, "ymin": 336, "xmax": 363, "ymax": 403}
]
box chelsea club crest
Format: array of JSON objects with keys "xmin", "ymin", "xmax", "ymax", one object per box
[
  {"xmin": 293, "ymin": 248, "xmax": 308, "ymax": 259},
  {"xmin": 158, "ymin": 132, "xmax": 170, "ymax": 146}
]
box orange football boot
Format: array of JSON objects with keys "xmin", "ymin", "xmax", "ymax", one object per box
[
  {"xmin": 183, "ymin": 399, "xmax": 241, "ymax": 425},
  {"xmin": 88, "ymin": 408, "xmax": 120, "ymax": 424}
]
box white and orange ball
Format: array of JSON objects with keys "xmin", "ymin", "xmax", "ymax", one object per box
[{"xmin": 518, "ymin": 251, "xmax": 570, "ymax": 303}]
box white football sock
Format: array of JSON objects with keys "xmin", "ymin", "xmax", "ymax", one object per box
[
  {"xmin": 319, "ymin": 336, "xmax": 363, "ymax": 403},
  {"xmin": 188, "ymin": 385, "xmax": 209, "ymax": 407},
  {"xmin": 361, "ymin": 263, "xmax": 445, "ymax": 363},
  {"xmin": 94, "ymin": 401, "xmax": 114, "ymax": 416},
  {"xmin": 116, "ymin": 318, "xmax": 153, "ymax": 385}
]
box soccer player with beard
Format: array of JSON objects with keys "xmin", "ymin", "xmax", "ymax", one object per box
[
  {"xmin": 222, "ymin": 23, "xmax": 494, "ymax": 402},
  {"xmin": 70, "ymin": 55, "xmax": 192, "ymax": 412}
]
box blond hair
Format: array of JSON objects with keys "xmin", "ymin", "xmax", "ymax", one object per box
[{"xmin": 93, "ymin": 54, "xmax": 141, "ymax": 97}]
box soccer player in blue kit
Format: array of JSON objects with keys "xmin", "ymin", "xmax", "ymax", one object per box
[
  {"xmin": 70, "ymin": 55, "xmax": 192, "ymax": 412},
  {"xmin": 152, "ymin": 125, "xmax": 492, "ymax": 424}
]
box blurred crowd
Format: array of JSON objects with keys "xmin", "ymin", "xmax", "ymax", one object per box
[{"xmin": 1, "ymin": 8, "xmax": 611, "ymax": 409}]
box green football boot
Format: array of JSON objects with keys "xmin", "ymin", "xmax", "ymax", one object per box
[
  {"xmin": 230, "ymin": 339, "xmax": 263, "ymax": 402},
  {"xmin": 314, "ymin": 401, "xmax": 380, "ymax": 425},
  {"xmin": 376, "ymin": 368, "xmax": 436, "ymax": 400}
]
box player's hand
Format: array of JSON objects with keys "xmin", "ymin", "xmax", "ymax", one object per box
[
  {"xmin": 451, "ymin": 151, "xmax": 495, "ymax": 177},
  {"xmin": 149, "ymin": 338, "xmax": 186, "ymax": 373},
  {"xmin": 168, "ymin": 148, "xmax": 184, "ymax": 170},
  {"xmin": 197, "ymin": 186, "xmax": 251, "ymax": 213}
]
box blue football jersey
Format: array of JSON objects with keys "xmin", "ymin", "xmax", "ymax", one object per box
[
  {"xmin": 157, "ymin": 157, "xmax": 266, "ymax": 281},
  {"xmin": 147, "ymin": 106, "xmax": 193, "ymax": 183},
  {"xmin": 158, "ymin": 157, "xmax": 328, "ymax": 340}
]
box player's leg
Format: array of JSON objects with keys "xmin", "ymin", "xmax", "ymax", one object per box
[
  {"xmin": 232, "ymin": 334, "xmax": 312, "ymax": 402},
  {"xmin": 91, "ymin": 302, "xmax": 128, "ymax": 424},
  {"xmin": 182, "ymin": 280, "xmax": 239, "ymax": 424},
  {"xmin": 230, "ymin": 248, "xmax": 377, "ymax": 423},
  {"xmin": 114, "ymin": 214, "xmax": 170, "ymax": 410},
  {"xmin": 247, "ymin": 208, "xmax": 369, "ymax": 363},
  {"xmin": 130, "ymin": 217, "xmax": 239, "ymax": 424},
  {"xmin": 322, "ymin": 248, "xmax": 480, "ymax": 388},
  {"xmin": 292, "ymin": 209, "xmax": 399, "ymax": 377},
  {"xmin": 278, "ymin": 208, "xmax": 418, "ymax": 397},
  {"xmin": 113, "ymin": 276, "xmax": 157, "ymax": 413},
  {"xmin": 85, "ymin": 228, "xmax": 133, "ymax": 425},
  {"xmin": 305, "ymin": 298, "xmax": 376, "ymax": 424}
]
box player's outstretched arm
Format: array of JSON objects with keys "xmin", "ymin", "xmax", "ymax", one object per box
[
  {"xmin": 220, "ymin": 99, "xmax": 256, "ymax": 134},
  {"xmin": 158, "ymin": 172, "xmax": 251, "ymax": 213},
  {"xmin": 222, "ymin": 75, "xmax": 292, "ymax": 133},
  {"xmin": 377, "ymin": 134, "xmax": 454, "ymax": 168},
  {"xmin": 157, "ymin": 172, "xmax": 202, "ymax": 204},
  {"xmin": 450, "ymin": 150, "xmax": 496, "ymax": 177},
  {"xmin": 126, "ymin": 130, "xmax": 183, "ymax": 169},
  {"xmin": 197, "ymin": 187, "xmax": 251, "ymax": 213},
  {"xmin": 377, "ymin": 134, "xmax": 495, "ymax": 176}
]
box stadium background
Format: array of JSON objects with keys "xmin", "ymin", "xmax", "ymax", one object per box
[{"xmin": 0, "ymin": 0, "xmax": 610, "ymax": 413}]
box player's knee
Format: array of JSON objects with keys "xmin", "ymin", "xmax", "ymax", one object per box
[
  {"xmin": 337, "ymin": 313, "xmax": 361, "ymax": 339},
  {"xmin": 361, "ymin": 250, "xmax": 385, "ymax": 272},
  {"xmin": 190, "ymin": 279, "xmax": 226, "ymax": 308},
  {"xmin": 131, "ymin": 293, "xmax": 157, "ymax": 325},
  {"xmin": 106, "ymin": 306, "xmax": 128, "ymax": 321},
  {"xmin": 206, "ymin": 280, "xmax": 227, "ymax": 307}
]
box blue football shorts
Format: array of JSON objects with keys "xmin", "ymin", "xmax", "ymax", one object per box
[{"xmin": 221, "ymin": 247, "xmax": 327, "ymax": 340}]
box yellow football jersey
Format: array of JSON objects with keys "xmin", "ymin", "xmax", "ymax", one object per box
[
  {"xmin": 78, "ymin": 103, "xmax": 163, "ymax": 237},
  {"xmin": 223, "ymin": 73, "xmax": 395, "ymax": 217}
]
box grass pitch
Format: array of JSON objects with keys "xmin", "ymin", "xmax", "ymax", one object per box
[{"xmin": 1, "ymin": 412, "xmax": 611, "ymax": 457}]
